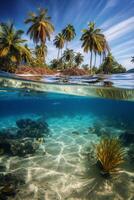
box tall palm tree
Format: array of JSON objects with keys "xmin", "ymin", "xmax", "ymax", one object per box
[
  {"xmin": 35, "ymin": 44, "xmax": 47, "ymax": 63},
  {"xmin": 62, "ymin": 24, "xmax": 76, "ymax": 49},
  {"xmin": 74, "ymin": 53, "xmax": 84, "ymax": 67},
  {"xmin": 81, "ymin": 22, "xmax": 108, "ymax": 72},
  {"xmin": 54, "ymin": 33, "xmax": 64, "ymax": 59},
  {"xmin": 131, "ymin": 56, "xmax": 134, "ymax": 63},
  {"xmin": 0, "ymin": 22, "xmax": 31, "ymax": 64},
  {"xmin": 62, "ymin": 49, "xmax": 75, "ymax": 67},
  {"xmin": 25, "ymin": 8, "xmax": 54, "ymax": 63}
]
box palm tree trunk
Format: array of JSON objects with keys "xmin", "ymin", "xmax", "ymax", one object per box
[
  {"xmin": 66, "ymin": 41, "xmax": 68, "ymax": 49},
  {"xmin": 100, "ymin": 54, "xmax": 102, "ymax": 65},
  {"xmin": 61, "ymin": 48, "xmax": 62, "ymax": 58},
  {"xmin": 103, "ymin": 51, "xmax": 106, "ymax": 61},
  {"xmin": 90, "ymin": 50, "xmax": 93, "ymax": 74},
  {"xmin": 41, "ymin": 42, "xmax": 45, "ymax": 64},
  {"xmin": 94, "ymin": 52, "xmax": 96, "ymax": 67},
  {"xmin": 57, "ymin": 49, "xmax": 60, "ymax": 59}
]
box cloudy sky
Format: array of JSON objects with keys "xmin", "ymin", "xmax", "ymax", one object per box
[{"xmin": 0, "ymin": 0, "xmax": 134, "ymax": 69}]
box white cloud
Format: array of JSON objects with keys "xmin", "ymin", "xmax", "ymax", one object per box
[
  {"xmin": 112, "ymin": 39, "xmax": 134, "ymax": 51},
  {"xmin": 118, "ymin": 58, "xmax": 134, "ymax": 70},
  {"xmin": 104, "ymin": 17, "xmax": 134, "ymax": 41}
]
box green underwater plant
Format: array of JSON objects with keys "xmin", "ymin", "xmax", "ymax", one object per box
[{"xmin": 96, "ymin": 137, "xmax": 125, "ymax": 177}]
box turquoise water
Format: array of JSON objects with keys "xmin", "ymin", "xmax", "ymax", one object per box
[{"xmin": 0, "ymin": 74, "xmax": 134, "ymax": 199}]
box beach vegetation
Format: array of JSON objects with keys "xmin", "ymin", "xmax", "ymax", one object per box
[
  {"xmin": 97, "ymin": 53, "xmax": 126, "ymax": 74},
  {"xmin": 0, "ymin": 8, "xmax": 127, "ymax": 75},
  {"xmin": 0, "ymin": 22, "xmax": 31, "ymax": 72},
  {"xmin": 74, "ymin": 53, "xmax": 84, "ymax": 67}
]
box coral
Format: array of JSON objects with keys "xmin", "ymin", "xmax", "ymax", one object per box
[
  {"xmin": 16, "ymin": 118, "xmax": 49, "ymax": 139},
  {"xmin": 10, "ymin": 138, "xmax": 40, "ymax": 157},
  {"xmin": 96, "ymin": 137, "xmax": 125, "ymax": 177},
  {"xmin": 0, "ymin": 173, "xmax": 25, "ymax": 200}
]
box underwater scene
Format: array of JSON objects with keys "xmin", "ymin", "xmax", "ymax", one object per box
[{"xmin": 0, "ymin": 76, "xmax": 134, "ymax": 200}]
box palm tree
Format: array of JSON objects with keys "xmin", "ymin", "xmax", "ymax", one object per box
[
  {"xmin": 0, "ymin": 22, "xmax": 31, "ymax": 64},
  {"xmin": 62, "ymin": 24, "xmax": 76, "ymax": 49},
  {"xmin": 131, "ymin": 56, "xmax": 134, "ymax": 63},
  {"xmin": 74, "ymin": 53, "xmax": 84, "ymax": 67},
  {"xmin": 54, "ymin": 33, "xmax": 64, "ymax": 59},
  {"xmin": 102, "ymin": 53, "xmax": 114, "ymax": 74},
  {"xmin": 81, "ymin": 22, "xmax": 108, "ymax": 72},
  {"xmin": 35, "ymin": 44, "xmax": 47, "ymax": 63},
  {"xmin": 25, "ymin": 8, "xmax": 54, "ymax": 63},
  {"xmin": 50, "ymin": 58, "xmax": 63, "ymax": 69},
  {"xmin": 62, "ymin": 49, "xmax": 75, "ymax": 68}
]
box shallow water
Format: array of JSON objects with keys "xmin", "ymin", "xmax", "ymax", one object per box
[{"xmin": 0, "ymin": 74, "xmax": 134, "ymax": 200}]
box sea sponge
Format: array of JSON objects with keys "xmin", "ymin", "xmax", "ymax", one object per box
[{"xmin": 96, "ymin": 137, "xmax": 125, "ymax": 177}]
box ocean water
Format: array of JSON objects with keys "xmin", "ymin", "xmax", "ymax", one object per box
[{"xmin": 0, "ymin": 74, "xmax": 134, "ymax": 200}]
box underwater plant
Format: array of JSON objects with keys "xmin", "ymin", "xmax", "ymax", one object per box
[{"xmin": 96, "ymin": 137, "xmax": 125, "ymax": 177}]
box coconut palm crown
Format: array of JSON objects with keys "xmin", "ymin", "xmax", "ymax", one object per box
[
  {"xmin": 25, "ymin": 8, "xmax": 54, "ymax": 44},
  {"xmin": 81, "ymin": 22, "xmax": 109, "ymax": 70},
  {"xmin": 74, "ymin": 53, "xmax": 84, "ymax": 67},
  {"xmin": 62, "ymin": 24, "xmax": 76, "ymax": 48},
  {"xmin": 0, "ymin": 22, "xmax": 31, "ymax": 63},
  {"xmin": 54, "ymin": 33, "xmax": 65, "ymax": 59}
]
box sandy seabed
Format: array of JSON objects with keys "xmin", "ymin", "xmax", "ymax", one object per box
[{"xmin": 0, "ymin": 114, "xmax": 134, "ymax": 200}]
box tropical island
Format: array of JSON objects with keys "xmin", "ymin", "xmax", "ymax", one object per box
[{"xmin": 0, "ymin": 7, "xmax": 132, "ymax": 77}]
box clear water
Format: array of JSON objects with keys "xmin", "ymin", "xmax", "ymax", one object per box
[{"xmin": 0, "ymin": 74, "xmax": 134, "ymax": 200}]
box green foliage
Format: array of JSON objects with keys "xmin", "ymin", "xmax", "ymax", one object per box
[
  {"xmin": 62, "ymin": 49, "xmax": 75, "ymax": 68},
  {"xmin": 97, "ymin": 53, "xmax": 126, "ymax": 74},
  {"xmin": 50, "ymin": 58, "xmax": 63, "ymax": 70},
  {"xmin": 80, "ymin": 22, "xmax": 109, "ymax": 69},
  {"xmin": 25, "ymin": 8, "xmax": 54, "ymax": 44},
  {"xmin": 0, "ymin": 57, "xmax": 17, "ymax": 72},
  {"xmin": 34, "ymin": 44, "xmax": 47, "ymax": 64},
  {"xmin": 53, "ymin": 33, "xmax": 65, "ymax": 59},
  {"xmin": 74, "ymin": 53, "xmax": 84, "ymax": 67},
  {"xmin": 62, "ymin": 24, "xmax": 76, "ymax": 48},
  {"xmin": 0, "ymin": 22, "xmax": 31, "ymax": 72}
]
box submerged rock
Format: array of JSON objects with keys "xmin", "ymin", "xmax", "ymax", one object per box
[
  {"xmin": 0, "ymin": 118, "xmax": 48, "ymax": 157},
  {"xmin": 11, "ymin": 138, "xmax": 40, "ymax": 157},
  {"xmin": 71, "ymin": 131, "xmax": 80, "ymax": 135},
  {"xmin": 119, "ymin": 131, "xmax": 134, "ymax": 146},
  {"xmin": 88, "ymin": 124, "xmax": 107, "ymax": 137},
  {"xmin": 16, "ymin": 118, "xmax": 49, "ymax": 138},
  {"xmin": 0, "ymin": 133, "xmax": 43, "ymax": 157},
  {"xmin": 0, "ymin": 173, "xmax": 25, "ymax": 200}
]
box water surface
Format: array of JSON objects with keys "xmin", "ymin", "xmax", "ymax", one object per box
[{"xmin": 0, "ymin": 73, "xmax": 134, "ymax": 200}]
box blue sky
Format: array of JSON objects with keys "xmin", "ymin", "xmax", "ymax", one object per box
[{"xmin": 0, "ymin": 0, "xmax": 134, "ymax": 69}]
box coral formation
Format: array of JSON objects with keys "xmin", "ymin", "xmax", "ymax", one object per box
[
  {"xmin": 16, "ymin": 118, "xmax": 49, "ymax": 138},
  {"xmin": 96, "ymin": 137, "xmax": 125, "ymax": 177},
  {"xmin": 0, "ymin": 173, "xmax": 25, "ymax": 200},
  {"xmin": 0, "ymin": 118, "xmax": 49, "ymax": 157}
]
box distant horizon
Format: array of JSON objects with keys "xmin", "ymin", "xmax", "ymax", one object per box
[{"xmin": 0, "ymin": 0, "xmax": 134, "ymax": 70}]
